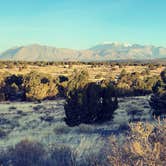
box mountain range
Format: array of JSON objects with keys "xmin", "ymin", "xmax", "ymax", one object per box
[{"xmin": 0, "ymin": 42, "xmax": 166, "ymax": 61}]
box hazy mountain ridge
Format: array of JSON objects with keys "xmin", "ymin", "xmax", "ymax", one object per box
[{"xmin": 0, "ymin": 43, "xmax": 166, "ymax": 61}]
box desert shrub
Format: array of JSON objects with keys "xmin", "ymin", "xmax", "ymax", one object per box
[
  {"xmin": 0, "ymin": 140, "xmax": 77, "ymax": 166},
  {"xmin": 148, "ymin": 64, "xmax": 157, "ymax": 70},
  {"xmin": 49, "ymin": 145, "xmax": 76, "ymax": 166},
  {"xmin": 150, "ymin": 69, "xmax": 166, "ymax": 116},
  {"xmin": 58, "ymin": 69, "xmax": 89, "ymax": 99},
  {"xmin": 116, "ymin": 71, "xmax": 156, "ymax": 97},
  {"xmin": 22, "ymin": 63, "xmax": 28, "ymax": 69},
  {"xmin": 108, "ymin": 121, "xmax": 166, "ymax": 166},
  {"xmin": 58, "ymin": 81, "xmax": 68, "ymax": 97},
  {"xmin": 0, "ymin": 71, "xmax": 63, "ymax": 101},
  {"xmin": 3, "ymin": 74, "xmax": 25, "ymax": 101},
  {"xmin": 119, "ymin": 69, "xmax": 127, "ymax": 78},
  {"xmin": 64, "ymin": 82, "xmax": 118, "ymax": 126},
  {"xmin": 0, "ymin": 72, "xmax": 11, "ymax": 101},
  {"xmin": 119, "ymin": 64, "xmax": 123, "ymax": 68},
  {"xmin": 0, "ymin": 140, "xmax": 45, "ymax": 166},
  {"xmin": 58, "ymin": 75, "xmax": 69, "ymax": 83},
  {"xmin": 66, "ymin": 70, "xmax": 89, "ymax": 97},
  {"xmin": 57, "ymin": 75, "xmax": 69, "ymax": 97},
  {"xmin": 145, "ymin": 68, "xmax": 150, "ymax": 75},
  {"xmin": 6, "ymin": 63, "xmax": 15, "ymax": 69},
  {"xmin": 160, "ymin": 69, "xmax": 166, "ymax": 83},
  {"xmin": 95, "ymin": 74, "xmax": 102, "ymax": 79},
  {"xmin": 23, "ymin": 71, "xmax": 58, "ymax": 101},
  {"xmin": 0, "ymin": 91, "xmax": 5, "ymax": 101},
  {"xmin": 0, "ymin": 63, "xmax": 5, "ymax": 69},
  {"xmin": 144, "ymin": 76, "xmax": 160, "ymax": 91}
]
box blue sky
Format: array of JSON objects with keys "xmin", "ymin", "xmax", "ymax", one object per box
[{"xmin": 0, "ymin": 0, "xmax": 166, "ymax": 52}]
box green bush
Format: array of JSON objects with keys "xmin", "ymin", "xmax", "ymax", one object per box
[
  {"xmin": 150, "ymin": 69, "xmax": 166, "ymax": 116},
  {"xmin": 0, "ymin": 71, "xmax": 60, "ymax": 101},
  {"xmin": 23, "ymin": 71, "xmax": 58, "ymax": 101},
  {"xmin": 116, "ymin": 72, "xmax": 157, "ymax": 97},
  {"xmin": 64, "ymin": 82, "xmax": 118, "ymax": 126},
  {"xmin": 64, "ymin": 70, "xmax": 89, "ymax": 98},
  {"xmin": 3, "ymin": 74, "xmax": 25, "ymax": 101}
]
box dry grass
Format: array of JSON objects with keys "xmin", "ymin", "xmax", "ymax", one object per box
[
  {"xmin": 108, "ymin": 120, "xmax": 166, "ymax": 166},
  {"xmin": 53, "ymin": 124, "xmax": 71, "ymax": 135},
  {"xmin": 0, "ymin": 121, "xmax": 165, "ymax": 166},
  {"xmin": 0, "ymin": 64, "xmax": 164, "ymax": 82}
]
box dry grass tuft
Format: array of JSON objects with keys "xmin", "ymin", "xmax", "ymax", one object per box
[{"xmin": 109, "ymin": 120, "xmax": 166, "ymax": 166}]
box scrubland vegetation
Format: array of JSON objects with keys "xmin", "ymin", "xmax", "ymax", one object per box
[
  {"xmin": 150, "ymin": 69, "xmax": 166, "ymax": 116},
  {"xmin": 0, "ymin": 61, "xmax": 165, "ymax": 165},
  {"xmin": 0, "ymin": 120, "xmax": 165, "ymax": 166},
  {"xmin": 0, "ymin": 61, "xmax": 164, "ymax": 101}
]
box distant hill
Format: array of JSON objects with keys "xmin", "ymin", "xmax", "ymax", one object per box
[{"xmin": 0, "ymin": 43, "xmax": 166, "ymax": 61}]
